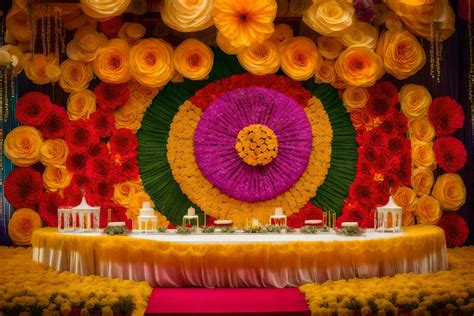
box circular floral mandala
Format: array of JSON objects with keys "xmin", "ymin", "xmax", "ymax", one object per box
[{"xmin": 194, "ymin": 87, "xmax": 313, "ymax": 202}]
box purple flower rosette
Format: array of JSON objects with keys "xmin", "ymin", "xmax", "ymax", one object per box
[{"xmin": 194, "ymin": 87, "xmax": 313, "ymax": 202}]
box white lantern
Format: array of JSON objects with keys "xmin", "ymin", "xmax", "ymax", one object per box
[
  {"xmin": 72, "ymin": 196, "xmax": 101, "ymax": 232},
  {"xmin": 374, "ymin": 196, "xmax": 402, "ymax": 232}
]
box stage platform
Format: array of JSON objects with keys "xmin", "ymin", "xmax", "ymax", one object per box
[{"xmin": 32, "ymin": 225, "xmax": 447, "ymax": 288}]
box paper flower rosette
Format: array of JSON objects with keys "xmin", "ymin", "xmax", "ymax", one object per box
[{"xmin": 138, "ymin": 49, "xmax": 358, "ymax": 226}]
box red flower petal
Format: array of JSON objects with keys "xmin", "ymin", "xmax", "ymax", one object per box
[
  {"xmin": 429, "ymin": 96, "xmax": 465, "ymax": 136},
  {"xmin": 16, "ymin": 92, "xmax": 53, "ymax": 127},
  {"xmin": 5, "ymin": 167, "xmax": 43, "ymax": 209},
  {"xmin": 433, "ymin": 136, "xmax": 467, "ymax": 173}
]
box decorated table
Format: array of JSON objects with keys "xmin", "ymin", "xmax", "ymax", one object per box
[{"xmin": 32, "ymin": 225, "xmax": 447, "ymax": 288}]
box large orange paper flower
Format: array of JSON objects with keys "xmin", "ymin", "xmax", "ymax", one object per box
[
  {"xmin": 377, "ymin": 30, "xmax": 426, "ymax": 80},
  {"xmin": 409, "ymin": 117, "xmax": 435, "ymax": 143},
  {"xmin": 400, "ymin": 84, "xmax": 432, "ymax": 120},
  {"xmin": 431, "ymin": 173, "xmax": 466, "ymax": 211},
  {"xmin": 129, "ymin": 38, "xmax": 175, "ymax": 88},
  {"xmin": 411, "ymin": 167, "xmax": 434, "ymax": 196},
  {"xmin": 279, "ymin": 36, "xmax": 322, "ymax": 81},
  {"xmin": 237, "ymin": 40, "xmax": 280, "ymax": 75},
  {"xmin": 174, "ymin": 39, "xmax": 214, "ymax": 80},
  {"xmin": 43, "ymin": 165, "xmax": 73, "ymax": 192},
  {"xmin": 8, "ymin": 208, "xmax": 42, "ymax": 246},
  {"xmin": 93, "ymin": 39, "xmax": 131, "ymax": 84},
  {"xmin": 393, "ymin": 186, "xmax": 417, "ymax": 211},
  {"xmin": 4, "ymin": 126, "xmax": 43, "ymax": 167},
  {"xmin": 59, "ymin": 59, "xmax": 94, "ymax": 93},
  {"xmin": 24, "ymin": 54, "xmax": 59, "ymax": 85},
  {"xmin": 113, "ymin": 180, "xmax": 144, "ymax": 207},
  {"xmin": 415, "ymin": 195, "xmax": 441, "ymax": 225},
  {"xmin": 80, "ymin": 0, "xmax": 131, "ymax": 19},
  {"xmin": 412, "ymin": 141, "xmax": 437, "ymax": 170},
  {"xmin": 67, "ymin": 89, "xmax": 97, "ymax": 121},
  {"xmin": 67, "ymin": 24, "xmax": 108, "ymax": 63},
  {"xmin": 342, "ymin": 87, "xmax": 369, "ymax": 112},
  {"xmin": 213, "ymin": 0, "xmax": 277, "ymax": 48},
  {"xmin": 335, "ymin": 46, "xmax": 384, "ymax": 87},
  {"xmin": 303, "ymin": 0, "xmax": 354, "ymax": 36},
  {"xmin": 40, "ymin": 139, "xmax": 69, "ymax": 167},
  {"xmin": 161, "ymin": 0, "xmax": 214, "ymax": 33}
]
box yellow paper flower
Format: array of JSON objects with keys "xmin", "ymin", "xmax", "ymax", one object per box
[
  {"xmin": 342, "ymin": 86, "xmax": 369, "ymax": 112},
  {"xmin": 161, "ymin": 0, "xmax": 214, "ymax": 33},
  {"xmin": 43, "ymin": 165, "xmax": 72, "ymax": 192},
  {"xmin": 80, "ymin": 0, "xmax": 131, "ymax": 19},
  {"xmin": 335, "ymin": 46, "xmax": 384, "ymax": 87},
  {"xmin": 24, "ymin": 54, "xmax": 59, "ymax": 85},
  {"xmin": 5, "ymin": 45, "xmax": 26, "ymax": 75},
  {"xmin": 279, "ymin": 36, "xmax": 322, "ymax": 81},
  {"xmin": 114, "ymin": 97, "xmax": 145, "ymax": 132},
  {"xmin": 40, "ymin": 139, "xmax": 69, "ymax": 167},
  {"xmin": 316, "ymin": 36, "xmax": 345, "ymax": 60},
  {"xmin": 173, "ymin": 39, "xmax": 214, "ymax": 80},
  {"xmin": 412, "ymin": 142, "xmax": 437, "ymax": 170},
  {"xmin": 400, "ymin": 84, "xmax": 432, "ymax": 119},
  {"xmin": 431, "ymin": 173, "xmax": 466, "ymax": 211},
  {"xmin": 4, "ymin": 126, "xmax": 43, "ymax": 167},
  {"xmin": 411, "ymin": 167, "xmax": 434, "ymax": 196},
  {"xmin": 314, "ymin": 60, "xmax": 336, "ymax": 84},
  {"xmin": 93, "ymin": 39, "xmax": 131, "ymax": 84},
  {"xmin": 67, "ymin": 89, "xmax": 97, "ymax": 121},
  {"xmin": 216, "ymin": 32, "xmax": 245, "ymax": 55},
  {"xmin": 337, "ymin": 21, "xmax": 379, "ymax": 49},
  {"xmin": 213, "ymin": 0, "xmax": 277, "ymax": 48},
  {"xmin": 113, "ymin": 180, "xmax": 144, "ymax": 207},
  {"xmin": 303, "ymin": 0, "xmax": 354, "ymax": 36},
  {"xmin": 118, "ymin": 22, "xmax": 146, "ymax": 44},
  {"xmin": 270, "ymin": 24, "xmax": 294, "ymax": 43},
  {"xmin": 376, "ymin": 30, "xmax": 426, "ymax": 80},
  {"xmin": 59, "ymin": 59, "xmax": 94, "ymax": 93},
  {"xmin": 8, "ymin": 208, "xmax": 42, "ymax": 246},
  {"xmin": 129, "ymin": 38, "xmax": 175, "ymax": 88},
  {"xmin": 393, "ymin": 186, "xmax": 417, "ymax": 212},
  {"xmin": 409, "ymin": 117, "xmax": 435, "ymax": 143},
  {"xmin": 66, "ymin": 24, "xmax": 108, "ymax": 63},
  {"xmin": 237, "ymin": 40, "xmax": 280, "ymax": 75},
  {"xmin": 415, "ymin": 195, "xmax": 441, "ymax": 225}
]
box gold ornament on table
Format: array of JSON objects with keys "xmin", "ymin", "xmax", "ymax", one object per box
[{"xmin": 322, "ymin": 210, "xmax": 337, "ymax": 228}]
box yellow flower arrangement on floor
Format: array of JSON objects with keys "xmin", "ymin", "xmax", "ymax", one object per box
[
  {"xmin": 0, "ymin": 247, "xmax": 151, "ymax": 315},
  {"xmin": 301, "ymin": 246, "xmax": 474, "ymax": 316}
]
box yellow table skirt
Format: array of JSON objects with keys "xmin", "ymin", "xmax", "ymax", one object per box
[{"xmin": 32, "ymin": 225, "xmax": 447, "ymax": 287}]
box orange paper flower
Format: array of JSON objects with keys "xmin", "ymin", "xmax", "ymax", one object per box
[
  {"xmin": 431, "ymin": 173, "xmax": 466, "ymax": 211},
  {"xmin": 412, "ymin": 142, "xmax": 437, "ymax": 170},
  {"xmin": 342, "ymin": 87, "xmax": 369, "ymax": 112},
  {"xmin": 59, "ymin": 59, "xmax": 94, "ymax": 93},
  {"xmin": 335, "ymin": 46, "xmax": 384, "ymax": 87},
  {"xmin": 314, "ymin": 60, "xmax": 336, "ymax": 84},
  {"xmin": 409, "ymin": 117, "xmax": 436, "ymax": 143},
  {"xmin": 337, "ymin": 21, "xmax": 379, "ymax": 49},
  {"xmin": 411, "ymin": 167, "xmax": 434, "ymax": 196},
  {"xmin": 8, "ymin": 208, "xmax": 42, "ymax": 246},
  {"xmin": 317, "ymin": 36, "xmax": 344, "ymax": 60},
  {"xmin": 129, "ymin": 38, "xmax": 175, "ymax": 88},
  {"xmin": 67, "ymin": 89, "xmax": 97, "ymax": 121},
  {"xmin": 4, "ymin": 126, "xmax": 43, "ymax": 167},
  {"xmin": 174, "ymin": 39, "xmax": 214, "ymax": 80},
  {"xmin": 303, "ymin": 0, "xmax": 354, "ymax": 36},
  {"xmin": 43, "ymin": 165, "xmax": 73, "ymax": 192},
  {"xmin": 415, "ymin": 195, "xmax": 441, "ymax": 225},
  {"xmin": 400, "ymin": 84, "xmax": 432, "ymax": 120},
  {"xmin": 279, "ymin": 36, "xmax": 322, "ymax": 81},
  {"xmin": 237, "ymin": 40, "xmax": 280, "ymax": 75},
  {"xmin": 93, "ymin": 39, "xmax": 131, "ymax": 84},
  {"xmin": 161, "ymin": 0, "xmax": 214, "ymax": 33},
  {"xmin": 80, "ymin": 0, "xmax": 131, "ymax": 19},
  {"xmin": 40, "ymin": 139, "xmax": 69, "ymax": 167},
  {"xmin": 213, "ymin": 0, "xmax": 277, "ymax": 48}
]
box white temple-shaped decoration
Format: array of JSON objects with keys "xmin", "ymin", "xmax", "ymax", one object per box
[{"xmin": 374, "ymin": 196, "xmax": 402, "ymax": 232}]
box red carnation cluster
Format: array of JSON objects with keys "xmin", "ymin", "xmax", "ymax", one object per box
[
  {"xmin": 429, "ymin": 96, "xmax": 465, "ymax": 136},
  {"xmin": 38, "ymin": 192, "xmax": 64, "ymax": 227},
  {"xmin": 39, "ymin": 105, "xmax": 68, "ymax": 139},
  {"xmin": 437, "ymin": 213, "xmax": 469, "ymax": 248},
  {"xmin": 4, "ymin": 167, "xmax": 43, "ymax": 209},
  {"xmin": 90, "ymin": 110, "xmax": 116, "ymax": 138},
  {"xmin": 189, "ymin": 73, "xmax": 312, "ymax": 110},
  {"xmin": 16, "ymin": 92, "xmax": 53, "ymax": 127},
  {"xmin": 286, "ymin": 202, "xmax": 324, "ymax": 228},
  {"xmin": 433, "ymin": 136, "xmax": 467, "ymax": 173},
  {"xmin": 65, "ymin": 120, "xmax": 99, "ymax": 153},
  {"xmin": 110, "ymin": 128, "xmax": 138, "ymax": 161},
  {"xmin": 94, "ymin": 82, "xmax": 130, "ymax": 112}
]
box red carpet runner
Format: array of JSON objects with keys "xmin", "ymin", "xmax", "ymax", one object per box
[{"xmin": 145, "ymin": 288, "xmax": 311, "ymax": 316}]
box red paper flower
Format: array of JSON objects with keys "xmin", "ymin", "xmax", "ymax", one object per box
[
  {"xmin": 39, "ymin": 105, "xmax": 68, "ymax": 139},
  {"xmin": 94, "ymin": 82, "xmax": 130, "ymax": 112},
  {"xmin": 110, "ymin": 128, "xmax": 138, "ymax": 160},
  {"xmin": 336, "ymin": 208, "xmax": 370, "ymax": 228},
  {"xmin": 98, "ymin": 15, "xmax": 124, "ymax": 38},
  {"xmin": 389, "ymin": 109, "xmax": 408, "ymax": 133},
  {"xmin": 16, "ymin": 92, "xmax": 53, "ymax": 127},
  {"xmin": 86, "ymin": 157, "xmax": 113, "ymax": 180},
  {"xmin": 71, "ymin": 173, "xmax": 91, "ymax": 190},
  {"xmin": 386, "ymin": 136, "xmax": 405, "ymax": 155},
  {"xmin": 65, "ymin": 120, "xmax": 99, "ymax": 153},
  {"xmin": 433, "ymin": 136, "xmax": 467, "ymax": 173},
  {"xmin": 63, "ymin": 185, "xmax": 84, "ymax": 207},
  {"xmin": 89, "ymin": 180, "xmax": 114, "ymax": 206},
  {"xmin": 437, "ymin": 213, "xmax": 469, "ymax": 247},
  {"xmin": 364, "ymin": 128, "xmax": 388, "ymax": 149},
  {"xmin": 66, "ymin": 152, "xmax": 88, "ymax": 173},
  {"xmin": 368, "ymin": 81, "xmax": 398, "ymax": 106},
  {"xmin": 349, "ymin": 177, "xmax": 375, "ymax": 206},
  {"xmin": 122, "ymin": 158, "xmax": 140, "ymax": 180},
  {"xmin": 38, "ymin": 191, "xmax": 64, "ymax": 227},
  {"xmin": 429, "ymin": 96, "xmax": 465, "ymax": 136},
  {"xmin": 88, "ymin": 142, "xmax": 109, "ymax": 158},
  {"xmin": 90, "ymin": 110, "xmax": 116, "ymax": 138},
  {"xmin": 5, "ymin": 167, "xmax": 43, "ymax": 209},
  {"xmin": 380, "ymin": 120, "xmax": 396, "ymax": 135},
  {"xmin": 359, "ymin": 145, "xmax": 380, "ymax": 164},
  {"xmin": 366, "ymin": 94, "xmax": 392, "ymax": 117},
  {"xmin": 287, "ymin": 202, "xmax": 324, "ymax": 228}
]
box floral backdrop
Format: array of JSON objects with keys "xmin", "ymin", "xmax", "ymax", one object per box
[{"xmin": 0, "ymin": 0, "xmax": 471, "ymax": 247}]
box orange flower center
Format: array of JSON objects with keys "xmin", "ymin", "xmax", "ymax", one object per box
[
  {"xmin": 293, "ymin": 52, "xmax": 308, "ymax": 67},
  {"xmin": 145, "ymin": 53, "xmax": 156, "ymax": 66},
  {"xmin": 188, "ymin": 53, "xmax": 202, "ymax": 68},
  {"xmin": 109, "ymin": 55, "xmax": 121, "ymax": 69}
]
